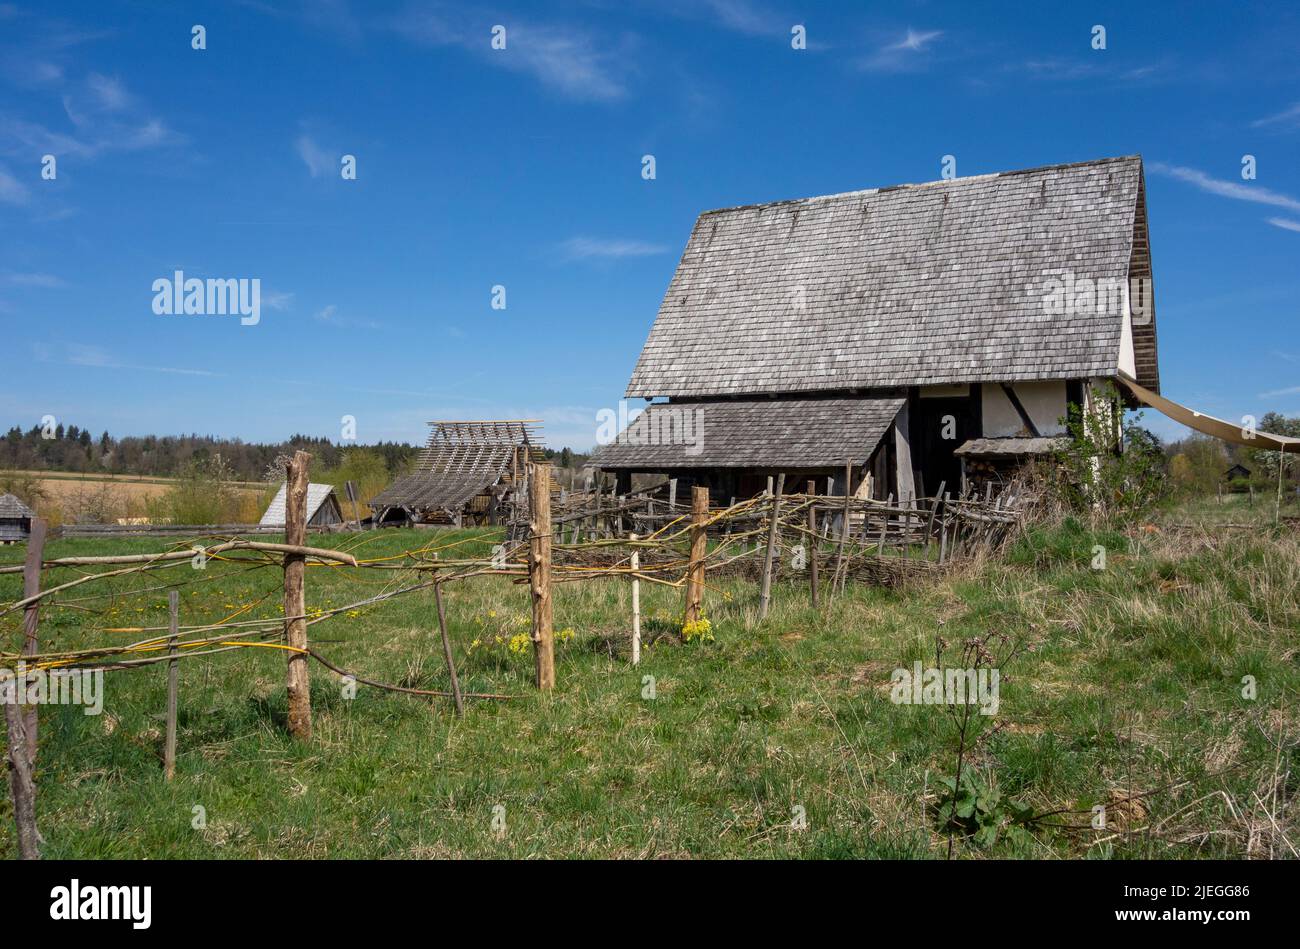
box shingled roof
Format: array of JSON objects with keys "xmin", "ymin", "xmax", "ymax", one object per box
[
  {"xmin": 591, "ymin": 397, "xmax": 904, "ymax": 469},
  {"xmin": 0, "ymin": 493, "xmax": 35, "ymax": 518},
  {"xmin": 626, "ymin": 155, "xmax": 1157, "ymax": 399}
]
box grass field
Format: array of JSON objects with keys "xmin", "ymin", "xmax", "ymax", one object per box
[{"xmin": 1, "ymin": 495, "xmax": 1296, "ymax": 859}]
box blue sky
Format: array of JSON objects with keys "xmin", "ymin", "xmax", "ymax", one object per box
[{"xmin": 1, "ymin": 0, "xmax": 1298, "ymax": 451}]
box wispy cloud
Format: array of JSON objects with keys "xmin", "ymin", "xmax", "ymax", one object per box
[
  {"xmin": 0, "ymin": 73, "xmax": 180, "ymax": 161},
  {"xmin": 1252, "ymin": 102, "xmax": 1300, "ymax": 129},
  {"xmin": 1, "ymin": 271, "xmax": 63, "ymax": 288},
  {"xmin": 313, "ymin": 304, "xmax": 380, "ymax": 329},
  {"xmin": 1258, "ymin": 384, "xmax": 1300, "ymax": 399},
  {"xmin": 0, "ymin": 163, "xmax": 28, "ymax": 205},
  {"xmin": 1267, "ymin": 217, "xmax": 1300, "ymax": 232},
  {"xmin": 392, "ymin": 10, "xmax": 631, "ymax": 102},
  {"xmin": 559, "ymin": 237, "xmax": 669, "ymax": 260},
  {"xmin": 1149, "ymin": 162, "xmax": 1300, "ymax": 214},
  {"xmin": 859, "ymin": 28, "xmax": 943, "ymax": 73},
  {"xmin": 65, "ymin": 344, "xmax": 219, "ymax": 377},
  {"xmin": 295, "ymin": 134, "xmax": 335, "ymax": 178}
]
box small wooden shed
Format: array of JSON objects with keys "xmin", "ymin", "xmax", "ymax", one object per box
[
  {"xmin": 259, "ymin": 483, "xmax": 344, "ymax": 528},
  {"xmin": 0, "ymin": 493, "xmax": 35, "ymax": 544}
]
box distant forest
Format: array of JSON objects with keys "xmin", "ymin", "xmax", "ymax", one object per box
[{"xmin": 0, "ymin": 423, "xmax": 590, "ymax": 481}]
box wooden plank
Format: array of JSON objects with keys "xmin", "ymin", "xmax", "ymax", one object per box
[{"xmin": 833, "ymin": 462, "xmax": 851, "ymax": 594}]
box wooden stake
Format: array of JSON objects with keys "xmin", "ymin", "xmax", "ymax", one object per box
[
  {"xmin": 759, "ymin": 474, "xmax": 785, "ymax": 621},
  {"xmin": 283, "ymin": 450, "xmax": 312, "ymax": 740},
  {"xmin": 683, "ymin": 485, "xmax": 709, "ymax": 635},
  {"xmin": 630, "ymin": 533, "xmax": 641, "ymax": 665},
  {"xmin": 833, "ymin": 461, "xmax": 852, "ymax": 595},
  {"xmin": 164, "ymin": 589, "xmax": 179, "ymax": 780},
  {"xmin": 807, "ymin": 481, "xmax": 819, "ymax": 610},
  {"xmin": 529, "ymin": 461, "xmax": 555, "ymax": 690},
  {"xmin": 434, "ymin": 583, "xmax": 464, "ymax": 716},
  {"xmin": 20, "ymin": 517, "xmax": 45, "ymax": 768},
  {"xmin": 2, "ymin": 699, "xmax": 38, "ymax": 859}
]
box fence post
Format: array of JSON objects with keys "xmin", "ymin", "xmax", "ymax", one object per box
[
  {"xmin": 529, "ymin": 461, "xmax": 555, "ymax": 690},
  {"xmin": 805, "ymin": 481, "xmax": 820, "ymax": 609},
  {"xmin": 683, "ymin": 485, "xmax": 709, "ymax": 637},
  {"xmin": 284, "ymin": 450, "xmax": 312, "ymax": 740},
  {"xmin": 164, "ymin": 589, "xmax": 179, "ymax": 780},
  {"xmin": 20, "ymin": 517, "xmax": 46, "ymax": 768},
  {"xmin": 630, "ymin": 533, "xmax": 641, "ymax": 665},
  {"xmin": 2, "ymin": 699, "xmax": 38, "ymax": 859},
  {"xmin": 759, "ymin": 474, "xmax": 785, "ymax": 621},
  {"xmin": 433, "ymin": 583, "xmax": 464, "ymax": 715},
  {"xmin": 833, "ymin": 461, "xmax": 852, "ymax": 595}
]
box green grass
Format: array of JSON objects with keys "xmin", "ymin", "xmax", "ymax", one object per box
[{"xmin": 1, "ymin": 495, "xmax": 1297, "ymax": 859}]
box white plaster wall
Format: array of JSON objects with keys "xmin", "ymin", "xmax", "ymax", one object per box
[{"xmin": 981, "ymin": 381, "xmax": 1069, "ymax": 437}]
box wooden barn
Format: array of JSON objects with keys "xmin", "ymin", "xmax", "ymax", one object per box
[
  {"xmin": 369, "ymin": 420, "xmax": 546, "ymax": 527},
  {"xmin": 259, "ymin": 483, "xmax": 345, "ymax": 528},
  {"xmin": 0, "ymin": 493, "xmax": 35, "ymax": 544},
  {"xmin": 592, "ymin": 155, "xmax": 1161, "ymax": 500}
]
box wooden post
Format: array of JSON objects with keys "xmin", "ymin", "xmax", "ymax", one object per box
[
  {"xmin": 529, "ymin": 461, "xmax": 555, "ymax": 690},
  {"xmin": 630, "ymin": 534, "xmax": 641, "ymax": 665},
  {"xmin": 758, "ymin": 474, "xmax": 785, "ymax": 621},
  {"xmin": 807, "ymin": 481, "xmax": 819, "ymax": 609},
  {"xmin": 3, "ymin": 699, "xmax": 38, "ymax": 859},
  {"xmin": 164, "ymin": 590, "xmax": 179, "ymax": 780},
  {"xmin": 20, "ymin": 517, "xmax": 45, "ymax": 767},
  {"xmin": 669, "ymin": 478, "xmax": 678, "ymax": 511},
  {"xmin": 833, "ymin": 461, "xmax": 852, "ymax": 595},
  {"xmin": 434, "ymin": 583, "xmax": 464, "ymax": 715},
  {"xmin": 683, "ymin": 486, "xmax": 709, "ymax": 636},
  {"xmin": 283, "ymin": 450, "xmax": 312, "ymax": 740}
]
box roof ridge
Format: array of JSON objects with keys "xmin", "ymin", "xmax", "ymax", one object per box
[{"xmin": 697, "ymin": 154, "xmax": 1142, "ymax": 217}]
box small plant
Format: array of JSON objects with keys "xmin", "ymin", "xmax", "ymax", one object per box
[
  {"xmin": 934, "ymin": 771, "xmax": 1035, "ymax": 849},
  {"xmin": 682, "ymin": 615, "xmax": 714, "ymax": 643}
]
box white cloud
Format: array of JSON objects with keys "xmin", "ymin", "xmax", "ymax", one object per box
[
  {"xmin": 1, "ymin": 271, "xmax": 63, "ymax": 287},
  {"xmin": 394, "ymin": 13, "xmax": 630, "ymax": 102},
  {"xmin": 65, "ymin": 344, "xmax": 219, "ymax": 377},
  {"xmin": 1149, "ymin": 162, "xmax": 1300, "ymax": 214},
  {"xmin": 1258, "ymin": 385, "xmax": 1300, "ymax": 398},
  {"xmin": 860, "ymin": 28, "xmax": 943, "ymax": 72},
  {"xmin": 295, "ymin": 134, "xmax": 335, "ymax": 178},
  {"xmin": 1267, "ymin": 217, "xmax": 1300, "ymax": 232},
  {"xmin": 560, "ymin": 236, "xmax": 669, "ymax": 260},
  {"xmin": 0, "ymin": 164, "xmax": 28, "ymax": 205},
  {"xmin": 1252, "ymin": 102, "xmax": 1300, "ymax": 129},
  {"xmin": 313, "ymin": 304, "xmax": 380, "ymax": 329},
  {"xmin": 86, "ymin": 72, "xmax": 131, "ymax": 111}
]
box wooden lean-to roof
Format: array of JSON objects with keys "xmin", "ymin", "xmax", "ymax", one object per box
[
  {"xmin": 591, "ymin": 396, "xmax": 904, "ymax": 470},
  {"xmin": 625, "ymin": 155, "xmax": 1157, "ymax": 399},
  {"xmin": 370, "ymin": 420, "xmax": 546, "ymax": 513}
]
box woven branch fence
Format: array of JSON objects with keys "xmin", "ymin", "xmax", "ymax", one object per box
[{"xmin": 0, "ymin": 455, "xmax": 1027, "ymax": 858}]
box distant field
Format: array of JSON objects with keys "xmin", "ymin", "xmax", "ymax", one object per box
[
  {"xmin": 0, "ymin": 494, "xmax": 1296, "ymax": 859},
  {"xmin": 0, "ymin": 469, "xmax": 268, "ymax": 525}
]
